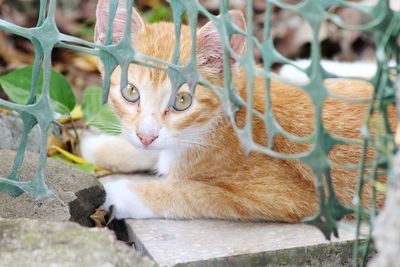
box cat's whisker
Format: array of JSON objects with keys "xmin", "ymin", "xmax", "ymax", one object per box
[
  {"xmin": 88, "ymin": 121, "xmax": 123, "ymax": 131},
  {"xmin": 90, "ymin": 122, "xmax": 121, "ymax": 128},
  {"xmin": 89, "ymin": 127, "xmax": 122, "ymax": 132},
  {"xmin": 88, "ymin": 120, "xmax": 121, "ymax": 127}
]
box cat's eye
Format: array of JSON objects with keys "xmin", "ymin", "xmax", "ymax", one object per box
[
  {"xmin": 173, "ymin": 92, "xmax": 192, "ymax": 111},
  {"xmin": 121, "ymin": 83, "xmax": 140, "ymax": 103}
]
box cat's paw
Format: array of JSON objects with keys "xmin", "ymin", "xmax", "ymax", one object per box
[
  {"xmin": 100, "ymin": 177, "xmax": 155, "ymax": 219},
  {"xmin": 80, "ymin": 133, "xmax": 158, "ymax": 173}
]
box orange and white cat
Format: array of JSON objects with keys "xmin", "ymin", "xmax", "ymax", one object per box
[{"xmin": 81, "ymin": 0, "xmax": 395, "ymax": 222}]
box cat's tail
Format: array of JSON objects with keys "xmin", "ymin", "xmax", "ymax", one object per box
[{"xmin": 79, "ymin": 132, "xmax": 158, "ymax": 173}]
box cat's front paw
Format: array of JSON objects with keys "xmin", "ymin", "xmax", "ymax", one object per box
[
  {"xmin": 80, "ymin": 133, "xmax": 158, "ymax": 173},
  {"xmin": 100, "ymin": 177, "xmax": 155, "ymax": 219}
]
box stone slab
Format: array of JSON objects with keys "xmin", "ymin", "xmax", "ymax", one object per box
[
  {"xmin": 127, "ymin": 219, "xmax": 363, "ymax": 267},
  {"xmin": 0, "ymin": 150, "xmax": 105, "ymax": 226},
  {"xmin": 0, "ymin": 112, "xmax": 62, "ymax": 153},
  {"xmin": 0, "ymin": 217, "xmax": 156, "ymax": 267}
]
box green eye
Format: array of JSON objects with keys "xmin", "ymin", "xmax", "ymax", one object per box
[
  {"xmin": 173, "ymin": 92, "xmax": 192, "ymax": 111},
  {"xmin": 121, "ymin": 84, "xmax": 140, "ymax": 103}
]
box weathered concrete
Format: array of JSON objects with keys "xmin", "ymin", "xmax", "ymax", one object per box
[
  {"xmin": 127, "ymin": 219, "xmax": 361, "ymax": 267},
  {"xmin": 370, "ymin": 172, "xmax": 400, "ymax": 267},
  {"xmin": 369, "ymin": 71, "xmax": 400, "ymax": 267},
  {"xmin": 0, "ymin": 150, "xmax": 105, "ymax": 226},
  {"xmin": 0, "ymin": 217, "xmax": 156, "ymax": 267},
  {"xmin": 0, "ymin": 112, "xmax": 62, "ymax": 153},
  {"xmin": 370, "ymin": 140, "xmax": 400, "ymax": 267}
]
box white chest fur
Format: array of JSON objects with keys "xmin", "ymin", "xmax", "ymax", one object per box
[{"xmin": 156, "ymin": 148, "xmax": 184, "ymax": 177}]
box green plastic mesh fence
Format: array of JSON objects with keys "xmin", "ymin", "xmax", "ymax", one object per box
[{"xmin": 0, "ymin": 0, "xmax": 398, "ymax": 266}]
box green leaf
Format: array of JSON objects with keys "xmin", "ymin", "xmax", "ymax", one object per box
[
  {"xmin": 143, "ymin": 6, "xmax": 172, "ymax": 23},
  {"xmin": 82, "ymin": 86, "xmax": 103, "ymax": 121},
  {"xmin": 82, "ymin": 86, "xmax": 121, "ymax": 135},
  {"xmin": 51, "ymin": 154, "xmax": 96, "ymax": 174},
  {"xmin": 73, "ymin": 18, "xmax": 95, "ymax": 38},
  {"xmin": 0, "ymin": 66, "xmax": 76, "ymax": 115},
  {"xmin": 75, "ymin": 162, "xmax": 97, "ymax": 173}
]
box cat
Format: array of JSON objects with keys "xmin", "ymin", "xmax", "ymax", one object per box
[{"xmin": 81, "ymin": 0, "xmax": 396, "ymax": 222}]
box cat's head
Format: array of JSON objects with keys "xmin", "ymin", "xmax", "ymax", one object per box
[{"xmin": 95, "ymin": 0, "xmax": 246, "ymax": 151}]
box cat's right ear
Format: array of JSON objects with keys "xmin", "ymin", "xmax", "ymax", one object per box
[
  {"xmin": 95, "ymin": 0, "xmax": 145, "ymax": 44},
  {"xmin": 196, "ymin": 10, "xmax": 247, "ymax": 76}
]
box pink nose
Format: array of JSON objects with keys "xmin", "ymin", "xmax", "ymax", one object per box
[{"xmin": 136, "ymin": 132, "xmax": 158, "ymax": 146}]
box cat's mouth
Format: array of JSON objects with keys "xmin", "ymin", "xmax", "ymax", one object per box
[{"xmin": 127, "ymin": 135, "xmax": 167, "ymax": 151}]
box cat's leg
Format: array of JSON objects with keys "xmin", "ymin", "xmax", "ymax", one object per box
[
  {"xmin": 80, "ymin": 133, "xmax": 158, "ymax": 173},
  {"xmin": 100, "ymin": 175, "xmax": 318, "ymax": 222}
]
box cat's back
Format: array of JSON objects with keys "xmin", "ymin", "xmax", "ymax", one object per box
[
  {"xmin": 233, "ymin": 71, "xmax": 394, "ymax": 152},
  {"xmin": 251, "ymin": 74, "xmax": 376, "ymax": 137}
]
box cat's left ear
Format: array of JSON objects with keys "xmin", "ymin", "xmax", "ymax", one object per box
[
  {"xmin": 196, "ymin": 10, "xmax": 247, "ymax": 75},
  {"xmin": 95, "ymin": 0, "xmax": 145, "ymax": 44}
]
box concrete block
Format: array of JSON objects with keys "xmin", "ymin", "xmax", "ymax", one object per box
[
  {"xmin": 0, "ymin": 150, "xmax": 105, "ymax": 226},
  {"xmin": 0, "ymin": 217, "xmax": 156, "ymax": 267},
  {"xmin": 127, "ymin": 219, "xmax": 362, "ymax": 267}
]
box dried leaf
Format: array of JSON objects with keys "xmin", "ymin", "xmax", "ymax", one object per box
[
  {"xmin": 51, "ymin": 144, "xmax": 111, "ymax": 175},
  {"xmin": 0, "ymin": 108, "xmax": 12, "ymax": 114},
  {"xmin": 52, "ymin": 145, "xmax": 88, "ymax": 165},
  {"xmin": 58, "ymin": 105, "xmax": 83, "ymax": 124},
  {"xmin": 71, "ymin": 105, "xmax": 84, "ymax": 120},
  {"xmin": 47, "ymin": 136, "xmax": 68, "ymax": 156},
  {"xmin": 90, "ymin": 207, "xmax": 108, "ymax": 227},
  {"xmin": 61, "ymin": 122, "xmax": 81, "ymax": 155},
  {"xmin": 0, "ymin": 32, "xmax": 34, "ymax": 66},
  {"xmin": 72, "ymin": 54, "xmax": 98, "ymax": 72},
  {"xmin": 89, "ymin": 205, "xmax": 117, "ymax": 228}
]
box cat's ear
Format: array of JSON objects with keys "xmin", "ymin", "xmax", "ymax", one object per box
[
  {"xmin": 95, "ymin": 0, "xmax": 145, "ymax": 44},
  {"xmin": 196, "ymin": 10, "xmax": 246, "ymax": 75}
]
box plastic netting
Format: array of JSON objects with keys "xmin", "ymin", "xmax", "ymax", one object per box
[{"xmin": 0, "ymin": 0, "xmax": 398, "ymax": 266}]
